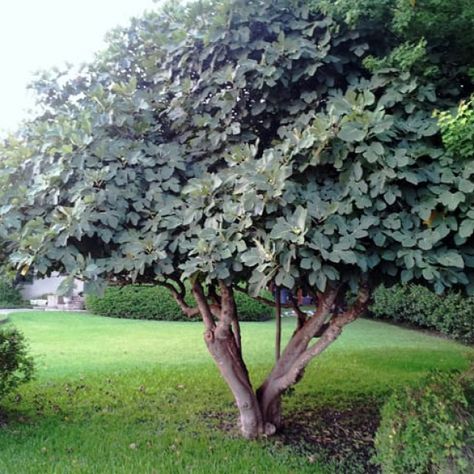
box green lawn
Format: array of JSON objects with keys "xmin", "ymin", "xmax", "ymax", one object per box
[{"xmin": 0, "ymin": 311, "xmax": 472, "ymax": 473}]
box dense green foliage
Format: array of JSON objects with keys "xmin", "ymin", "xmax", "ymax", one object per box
[
  {"xmin": 233, "ymin": 291, "xmax": 274, "ymax": 321},
  {"xmin": 85, "ymin": 285, "xmax": 272, "ymax": 321},
  {"xmin": 374, "ymin": 370, "xmax": 474, "ymax": 473},
  {"xmin": 370, "ymin": 284, "xmax": 474, "ymax": 343},
  {"xmin": 85, "ymin": 285, "xmax": 198, "ymax": 321},
  {"xmin": 0, "ymin": 311, "xmax": 471, "ymax": 472},
  {"xmin": 0, "ymin": 327, "xmax": 34, "ymax": 403},
  {"xmin": 437, "ymin": 96, "xmax": 474, "ymax": 161},
  {"xmin": 315, "ymin": 0, "xmax": 474, "ymax": 83},
  {"xmin": 0, "ymin": 279, "xmax": 25, "ymax": 309},
  {"xmin": 0, "ymin": 0, "xmax": 473, "ymax": 300},
  {"xmin": 0, "ymin": 0, "xmax": 474, "ymax": 443}
]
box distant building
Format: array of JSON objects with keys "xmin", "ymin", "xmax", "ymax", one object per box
[{"xmin": 19, "ymin": 273, "xmax": 83, "ymax": 300}]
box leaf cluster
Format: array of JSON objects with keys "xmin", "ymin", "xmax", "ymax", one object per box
[
  {"xmin": 374, "ymin": 369, "xmax": 474, "ymax": 473},
  {"xmin": 0, "ymin": 327, "xmax": 34, "ymax": 403},
  {"xmin": 437, "ymin": 96, "xmax": 474, "ymax": 161},
  {"xmin": 313, "ymin": 0, "xmax": 474, "ymax": 84},
  {"xmin": 0, "ymin": 0, "xmax": 473, "ymax": 296}
]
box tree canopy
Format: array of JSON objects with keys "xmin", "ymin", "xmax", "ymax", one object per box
[
  {"xmin": 0, "ymin": 0, "xmax": 473, "ymax": 437},
  {"xmin": 315, "ymin": 0, "xmax": 474, "ymax": 84},
  {"xmin": 1, "ymin": 0, "xmax": 472, "ymax": 294}
]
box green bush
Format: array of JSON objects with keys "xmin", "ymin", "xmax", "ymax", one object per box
[
  {"xmin": 85, "ymin": 285, "xmax": 273, "ymax": 322},
  {"xmin": 374, "ymin": 370, "xmax": 474, "ymax": 473},
  {"xmin": 0, "ymin": 327, "xmax": 34, "ymax": 404},
  {"xmin": 233, "ymin": 291, "xmax": 274, "ymax": 321},
  {"xmin": 437, "ymin": 96, "xmax": 474, "ymax": 160},
  {"xmin": 0, "ymin": 280, "xmax": 25, "ymax": 309},
  {"xmin": 370, "ymin": 284, "xmax": 474, "ymax": 344}
]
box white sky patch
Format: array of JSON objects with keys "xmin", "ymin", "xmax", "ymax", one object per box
[{"xmin": 0, "ymin": 0, "xmax": 159, "ymax": 135}]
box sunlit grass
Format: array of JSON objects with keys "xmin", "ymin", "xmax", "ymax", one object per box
[{"xmin": 0, "ymin": 311, "xmax": 472, "ymax": 473}]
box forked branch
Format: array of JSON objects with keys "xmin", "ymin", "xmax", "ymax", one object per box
[
  {"xmin": 218, "ymin": 281, "xmax": 242, "ymax": 351},
  {"xmin": 276, "ymin": 281, "xmax": 371, "ymax": 392},
  {"xmin": 289, "ymin": 294, "xmax": 307, "ymax": 330},
  {"xmin": 234, "ymin": 284, "xmax": 293, "ymax": 309},
  {"xmin": 192, "ymin": 281, "xmax": 216, "ymax": 331},
  {"xmin": 157, "ymin": 280, "xmax": 201, "ymax": 318}
]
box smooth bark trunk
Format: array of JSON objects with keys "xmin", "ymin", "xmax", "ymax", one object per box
[
  {"xmin": 275, "ymin": 286, "xmax": 281, "ymax": 361},
  {"xmin": 203, "ymin": 327, "xmax": 266, "ymax": 438},
  {"xmin": 186, "ymin": 280, "xmax": 370, "ymax": 438}
]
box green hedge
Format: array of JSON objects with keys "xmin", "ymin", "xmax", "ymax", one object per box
[
  {"xmin": 85, "ymin": 285, "xmax": 273, "ymax": 322},
  {"xmin": 374, "ymin": 370, "xmax": 474, "ymax": 473},
  {"xmin": 0, "ymin": 280, "xmax": 26, "ymax": 309},
  {"xmin": 370, "ymin": 284, "xmax": 474, "ymax": 344}
]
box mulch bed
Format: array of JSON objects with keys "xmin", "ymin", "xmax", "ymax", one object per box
[
  {"xmin": 277, "ymin": 403, "xmax": 380, "ymax": 472},
  {"xmin": 201, "ymin": 401, "xmax": 381, "ymax": 473}
]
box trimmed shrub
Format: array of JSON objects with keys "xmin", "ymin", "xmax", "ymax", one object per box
[
  {"xmin": 85, "ymin": 285, "xmax": 273, "ymax": 322},
  {"xmin": 370, "ymin": 284, "xmax": 474, "ymax": 344},
  {"xmin": 233, "ymin": 291, "xmax": 274, "ymax": 321},
  {"xmin": 374, "ymin": 370, "xmax": 474, "ymax": 473},
  {"xmin": 0, "ymin": 327, "xmax": 34, "ymax": 404},
  {"xmin": 0, "ymin": 280, "xmax": 25, "ymax": 309},
  {"xmin": 86, "ymin": 285, "xmax": 198, "ymax": 321}
]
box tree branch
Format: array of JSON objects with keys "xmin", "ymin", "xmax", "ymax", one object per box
[
  {"xmin": 333, "ymin": 278, "xmax": 371, "ymax": 325},
  {"xmin": 191, "ymin": 281, "xmax": 216, "ymax": 330},
  {"xmin": 289, "ymin": 294, "xmax": 307, "ymax": 330},
  {"xmin": 302, "ymin": 285, "xmax": 340, "ymax": 339},
  {"xmin": 256, "ymin": 285, "xmax": 339, "ymax": 419},
  {"xmin": 218, "ymin": 281, "xmax": 243, "ymax": 352},
  {"xmin": 218, "ymin": 280, "xmax": 235, "ymax": 327},
  {"xmin": 275, "ymin": 286, "xmax": 282, "ymax": 361},
  {"xmin": 157, "ymin": 280, "xmax": 200, "ymax": 318},
  {"xmin": 234, "ymin": 284, "xmax": 293, "ymax": 308},
  {"xmin": 208, "ymin": 283, "xmax": 221, "ymax": 307},
  {"xmin": 170, "ymin": 276, "xmax": 187, "ymax": 300},
  {"xmin": 275, "ymin": 281, "xmax": 371, "ymax": 392},
  {"xmin": 234, "ymin": 284, "xmax": 276, "ymax": 307}
]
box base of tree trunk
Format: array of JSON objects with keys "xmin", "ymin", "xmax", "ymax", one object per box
[{"xmin": 190, "ymin": 280, "xmax": 370, "ymax": 439}]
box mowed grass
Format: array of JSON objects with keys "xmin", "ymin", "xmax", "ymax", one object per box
[{"xmin": 0, "ymin": 311, "xmax": 472, "ymax": 474}]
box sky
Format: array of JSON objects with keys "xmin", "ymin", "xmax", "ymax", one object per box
[{"xmin": 0, "ymin": 0, "xmax": 160, "ymax": 135}]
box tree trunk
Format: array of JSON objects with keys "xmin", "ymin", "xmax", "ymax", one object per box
[
  {"xmin": 203, "ymin": 326, "xmax": 268, "ymax": 438},
  {"xmin": 188, "ymin": 280, "xmax": 370, "ymax": 438},
  {"xmin": 192, "ymin": 281, "xmax": 274, "ymax": 438},
  {"xmin": 257, "ymin": 389, "xmax": 282, "ymax": 429},
  {"xmin": 275, "ymin": 286, "xmax": 282, "ymax": 361},
  {"xmin": 255, "ymin": 329, "xmax": 310, "ymax": 430},
  {"xmin": 255, "ymin": 289, "xmax": 339, "ymax": 428},
  {"xmin": 255, "ymin": 284, "xmax": 370, "ymax": 432}
]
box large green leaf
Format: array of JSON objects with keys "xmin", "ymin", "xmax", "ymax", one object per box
[
  {"xmin": 337, "ymin": 122, "xmax": 366, "ymax": 142},
  {"xmin": 437, "ymin": 252, "xmax": 464, "ymax": 269}
]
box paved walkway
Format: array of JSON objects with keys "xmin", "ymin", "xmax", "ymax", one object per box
[
  {"xmin": 0, "ymin": 307, "xmax": 86, "ymax": 317},
  {"xmin": 0, "ymin": 308, "xmax": 37, "ymax": 315},
  {"xmin": 0, "ymin": 308, "xmax": 38, "ymax": 324}
]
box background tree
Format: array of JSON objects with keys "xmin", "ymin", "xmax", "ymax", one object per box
[
  {"xmin": 314, "ymin": 0, "xmax": 474, "ymax": 91},
  {"xmin": 1, "ymin": 0, "xmax": 473, "ymax": 438}
]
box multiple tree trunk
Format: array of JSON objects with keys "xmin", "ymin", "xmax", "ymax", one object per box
[{"xmin": 165, "ymin": 278, "xmax": 371, "ymax": 439}]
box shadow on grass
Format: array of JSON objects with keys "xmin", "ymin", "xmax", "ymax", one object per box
[
  {"xmin": 1, "ymin": 342, "xmax": 471, "ymax": 474},
  {"xmin": 199, "ymin": 399, "xmax": 381, "ymax": 474}
]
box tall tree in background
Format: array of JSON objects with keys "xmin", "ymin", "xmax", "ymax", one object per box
[{"xmin": 1, "ymin": 0, "xmax": 473, "ymax": 438}]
